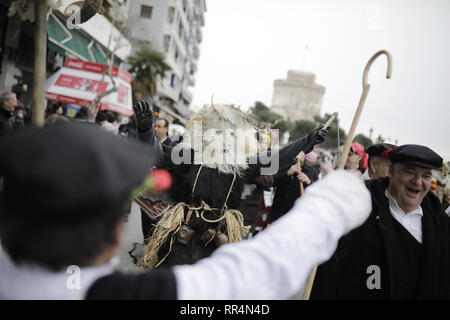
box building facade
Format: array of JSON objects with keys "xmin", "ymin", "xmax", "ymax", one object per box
[
  {"xmin": 0, "ymin": 0, "xmax": 132, "ymax": 118},
  {"xmin": 270, "ymin": 70, "xmax": 325, "ymax": 122},
  {"xmin": 125, "ymin": 0, "xmax": 206, "ymax": 123}
]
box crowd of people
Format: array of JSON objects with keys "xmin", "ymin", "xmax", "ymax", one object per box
[{"xmin": 0, "ymin": 97, "xmax": 449, "ymax": 300}]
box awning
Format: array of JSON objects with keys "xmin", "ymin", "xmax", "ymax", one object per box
[
  {"xmin": 45, "ymin": 58, "xmax": 133, "ymax": 116},
  {"xmin": 47, "ymin": 10, "xmax": 122, "ymax": 65}
]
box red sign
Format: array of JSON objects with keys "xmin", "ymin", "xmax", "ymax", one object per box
[
  {"xmin": 46, "ymin": 58, "xmax": 133, "ymax": 117},
  {"xmin": 54, "ymin": 74, "xmax": 109, "ymax": 94},
  {"xmin": 65, "ymin": 58, "xmax": 131, "ymax": 83},
  {"xmin": 117, "ymin": 83, "xmax": 129, "ymax": 104}
]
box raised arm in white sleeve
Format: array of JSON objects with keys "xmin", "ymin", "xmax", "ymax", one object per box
[{"xmin": 173, "ymin": 169, "xmax": 372, "ymax": 300}]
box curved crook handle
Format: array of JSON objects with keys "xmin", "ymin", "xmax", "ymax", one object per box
[{"xmin": 362, "ymin": 50, "xmax": 393, "ymax": 87}]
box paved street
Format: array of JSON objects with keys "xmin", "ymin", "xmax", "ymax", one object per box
[{"xmin": 115, "ymin": 201, "xmax": 145, "ymax": 274}]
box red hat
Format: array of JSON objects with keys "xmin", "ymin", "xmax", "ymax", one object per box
[{"xmin": 351, "ymin": 142, "xmax": 368, "ymax": 170}]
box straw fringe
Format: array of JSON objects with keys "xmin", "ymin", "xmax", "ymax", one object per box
[
  {"xmin": 141, "ymin": 202, "xmax": 186, "ymax": 269},
  {"xmin": 224, "ymin": 209, "xmax": 250, "ymax": 242},
  {"xmin": 140, "ymin": 203, "xmax": 250, "ymax": 270}
]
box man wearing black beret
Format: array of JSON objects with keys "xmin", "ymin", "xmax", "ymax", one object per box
[
  {"xmin": 362, "ymin": 143, "xmax": 396, "ymax": 180},
  {"xmin": 0, "ymin": 121, "xmax": 372, "ymax": 299},
  {"xmin": 311, "ymin": 144, "xmax": 450, "ymax": 299}
]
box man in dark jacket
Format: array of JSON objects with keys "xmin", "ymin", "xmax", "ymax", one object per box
[
  {"xmin": 154, "ymin": 117, "xmax": 173, "ymax": 151},
  {"xmin": 270, "ymin": 153, "xmax": 320, "ymax": 223},
  {"xmin": 311, "ymin": 144, "xmax": 450, "ymax": 300},
  {"xmin": 0, "ymin": 92, "xmax": 22, "ymax": 136},
  {"xmin": 126, "ymin": 101, "xmax": 164, "ymax": 239}
]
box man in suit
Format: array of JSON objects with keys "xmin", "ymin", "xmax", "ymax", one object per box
[
  {"xmin": 0, "ymin": 92, "xmax": 22, "ymax": 136},
  {"xmin": 154, "ymin": 117, "xmax": 173, "ymax": 151}
]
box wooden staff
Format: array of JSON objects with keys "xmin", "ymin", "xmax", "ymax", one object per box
[
  {"xmin": 337, "ymin": 50, "xmax": 393, "ymax": 169},
  {"xmin": 301, "ymin": 50, "xmax": 393, "ymax": 300},
  {"xmin": 296, "ymin": 154, "xmax": 305, "ymax": 197},
  {"xmin": 294, "ymin": 112, "xmax": 338, "ymax": 196}
]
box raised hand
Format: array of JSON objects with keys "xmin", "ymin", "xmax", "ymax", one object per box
[
  {"xmin": 133, "ymin": 100, "xmax": 154, "ymax": 133},
  {"xmin": 307, "ymin": 124, "xmax": 328, "ymax": 146}
]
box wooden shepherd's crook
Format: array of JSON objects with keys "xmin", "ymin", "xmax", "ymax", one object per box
[
  {"xmin": 336, "ymin": 50, "xmax": 393, "ymax": 169},
  {"xmin": 301, "ymin": 50, "xmax": 393, "ymax": 300}
]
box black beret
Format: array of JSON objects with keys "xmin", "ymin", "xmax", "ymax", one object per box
[
  {"xmin": 365, "ymin": 143, "xmax": 396, "ymax": 159},
  {"xmin": 388, "ymin": 144, "xmax": 443, "ymax": 169},
  {"xmin": 0, "ymin": 122, "xmax": 156, "ymax": 225}
]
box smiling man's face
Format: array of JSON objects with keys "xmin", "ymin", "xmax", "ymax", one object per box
[{"xmin": 388, "ymin": 163, "xmax": 433, "ymax": 213}]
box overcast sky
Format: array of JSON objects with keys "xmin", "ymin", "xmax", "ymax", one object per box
[{"xmin": 191, "ymin": 0, "xmax": 450, "ymax": 160}]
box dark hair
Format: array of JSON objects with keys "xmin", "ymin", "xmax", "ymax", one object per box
[
  {"xmin": 105, "ymin": 111, "xmax": 117, "ymax": 123},
  {"xmin": 118, "ymin": 124, "xmax": 128, "ymax": 134},
  {"xmin": 0, "ymin": 203, "xmax": 126, "ymax": 271},
  {"xmin": 14, "ymin": 105, "xmax": 24, "ymax": 111},
  {"xmin": 44, "ymin": 114, "xmax": 69, "ymax": 127},
  {"xmin": 45, "ymin": 103, "xmax": 65, "ymax": 117},
  {"xmin": 155, "ymin": 117, "xmax": 169, "ymax": 128},
  {"xmin": 95, "ymin": 111, "xmax": 108, "ymax": 123},
  {"xmin": 75, "ymin": 107, "xmax": 88, "ymax": 120}
]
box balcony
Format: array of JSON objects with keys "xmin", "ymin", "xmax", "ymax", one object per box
[
  {"xmin": 190, "ymin": 60, "xmax": 197, "ymax": 73},
  {"xmin": 193, "ymin": 45, "xmax": 200, "ymax": 59},
  {"xmin": 188, "ymin": 75, "xmax": 195, "ymax": 87}
]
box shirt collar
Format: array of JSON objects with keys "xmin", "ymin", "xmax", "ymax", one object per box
[
  {"xmin": 361, "ymin": 169, "xmax": 371, "ymax": 181},
  {"xmin": 384, "ymin": 189, "xmax": 423, "ymax": 216},
  {"xmin": 0, "ymin": 246, "xmax": 117, "ymax": 300}
]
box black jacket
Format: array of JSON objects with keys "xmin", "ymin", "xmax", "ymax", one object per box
[
  {"xmin": 86, "ymin": 268, "xmax": 177, "ymax": 299},
  {"xmin": 311, "ymin": 177, "xmax": 450, "ymax": 300},
  {"xmin": 0, "ymin": 106, "xmax": 23, "ymax": 136},
  {"xmin": 270, "ymin": 162, "xmax": 319, "ymax": 223},
  {"xmin": 127, "ymin": 123, "xmax": 164, "ymax": 168}
]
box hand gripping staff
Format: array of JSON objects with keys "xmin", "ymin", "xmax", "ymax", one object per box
[
  {"xmin": 294, "ymin": 112, "xmax": 338, "ymax": 196},
  {"xmin": 301, "ymin": 50, "xmax": 393, "ymax": 300}
]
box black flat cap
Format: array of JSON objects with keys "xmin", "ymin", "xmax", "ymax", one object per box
[
  {"xmin": 389, "ymin": 144, "xmax": 443, "ymax": 169},
  {"xmin": 0, "ymin": 122, "xmax": 156, "ymax": 224},
  {"xmin": 366, "ymin": 143, "xmax": 396, "ymax": 159}
]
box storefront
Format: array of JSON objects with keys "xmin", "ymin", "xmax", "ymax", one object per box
[{"xmin": 45, "ymin": 58, "xmax": 133, "ymax": 117}]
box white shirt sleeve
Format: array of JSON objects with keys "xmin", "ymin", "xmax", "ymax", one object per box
[{"xmin": 173, "ymin": 170, "xmax": 372, "ymax": 300}]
